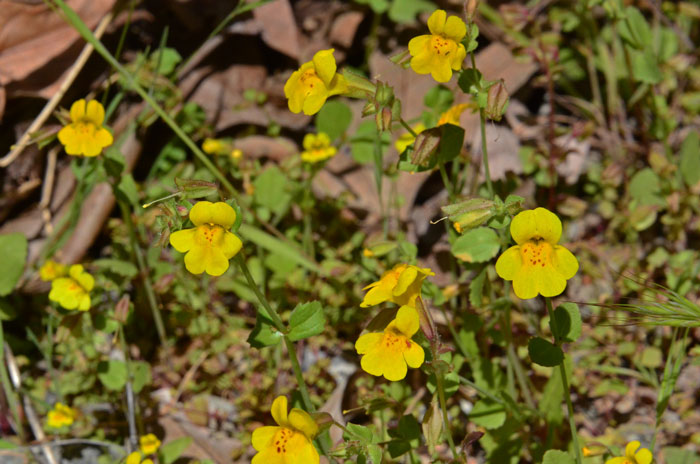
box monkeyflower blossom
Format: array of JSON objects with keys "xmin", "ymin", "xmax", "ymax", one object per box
[
  {"xmin": 284, "ymin": 49, "xmax": 347, "ymax": 115},
  {"xmin": 169, "ymin": 201, "xmax": 243, "ymax": 276},
  {"xmin": 361, "ymin": 263, "xmax": 434, "ymax": 308},
  {"xmin": 495, "ymin": 207, "xmax": 578, "ymax": 299},
  {"xmin": 301, "ymin": 132, "xmax": 336, "ymax": 163},
  {"xmin": 202, "ymin": 137, "xmax": 226, "ymax": 155},
  {"xmin": 605, "ymin": 441, "xmax": 653, "ymax": 464},
  {"xmin": 251, "ymin": 396, "xmax": 319, "ymax": 464},
  {"xmin": 48, "ymin": 264, "xmax": 94, "ymax": 311},
  {"xmin": 355, "ymin": 305, "xmax": 425, "ymax": 381},
  {"xmin": 139, "ymin": 434, "xmax": 161, "ymax": 455},
  {"xmin": 126, "ymin": 452, "xmax": 153, "ymax": 464},
  {"xmin": 40, "ymin": 260, "xmax": 67, "ymax": 281},
  {"xmin": 408, "ymin": 10, "xmax": 467, "ymax": 83},
  {"xmin": 47, "ymin": 403, "xmax": 77, "ymax": 428},
  {"xmin": 57, "ymin": 99, "xmax": 113, "ymax": 157}
]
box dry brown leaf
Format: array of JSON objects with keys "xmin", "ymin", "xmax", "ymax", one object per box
[{"xmin": 253, "ymin": 0, "xmax": 301, "ymax": 60}]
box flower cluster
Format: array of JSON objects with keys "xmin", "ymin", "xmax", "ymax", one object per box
[
  {"xmin": 356, "ymin": 263, "xmax": 434, "ymax": 381},
  {"xmin": 251, "ymin": 396, "xmax": 319, "ymax": 464},
  {"xmin": 58, "ymin": 99, "xmax": 113, "ymax": 157},
  {"xmin": 301, "ymin": 132, "xmax": 336, "ymax": 164},
  {"xmin": 45, "ymin": 263, "xmax": 94, "ymax": 311},
  {"xmin": 170, "ymin": 201, "xmax": 243, "ymax": 276},
  {"xmin": 46, "ymin": 403, "xmax": 77, "ymax": 429}
]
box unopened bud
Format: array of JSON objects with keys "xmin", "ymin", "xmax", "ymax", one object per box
[
  {"xmin": 175, "ymin": 205, "xmax": 189, "ymax": 217},
  {"xmin": 341, "ymin": 69, "xmax": 376, "ymax": 100},
  {"xmin": 362, "ymin": 101, "xmax": 377, "ymax": 117},
  {"xmin": 411, "ymin": 128, "xmax": 441, "ymax": 167},
  {"xmin": 466, "ymin": 0, "xmax": 480, "ymax": 23},
  {"xmin": 375, "ymin": 107, "xmax": 392, "ymax": 132},
  {"xmin": 114, "ymin": 295, "xmax": 131, "ymax": 325},
  {"xmin": 375, "ymin": 81, "xmax": 395, "ymax": 107},
  {"xmin": 453, "ymin": 208, "xmax": 493, "ymax": 231},
  {"xmin": 485, "ymin": 79, "xmax": 509, "ymax": 121},
  {"xmin": 174, "ymin": 178, "xmax": 219, "ymax": 200}
]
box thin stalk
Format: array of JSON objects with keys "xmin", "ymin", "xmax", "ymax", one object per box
[
  {"xmin": 458, "ymin": 375, "xmax": 505, "ymax": 405},
  {"xmin": 545, "ymin": 297, "xmax": 583, "ymax": 464},
  {"xmin": 372, "ymin": 129, "xmax": 387, "ymax": 237},
  {"xmin": 50, "ymin": 0, "xmax": 237, "ymax": 196},
  {"xmin": 0, "ymin": 322, "xmax": 24, "ymax": 441},
  {"xmin": 438, "ymin": 163, "xmax": 455, "ymax": 201},
  {"xmin": 399, "ymin": 118, "xmax": 418, "ymax": 137},
  {"xmin": 435, "ymin": 372, "xmax": 459, "ymax": 460},
  {"xmin": 469, "ymin": 54, "xmax": 494, "ymax": 199},
  {"xmin": 117, "ymin": 201, "xmax": 168, "ymax": 351}
]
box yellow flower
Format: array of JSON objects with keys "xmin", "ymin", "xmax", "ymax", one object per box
[
  {"xmin": 355, "ymin": 305, "xmax": 425, "ymax": 381},
  {"xmin": 169, "ymin": 201, "xmax": 243, "ymax": 276},
  {"xmin": 231, "ymin": 149, "xmax": 243, "ymax": 160},
  {"xmin": 361, "ymin": 263, "xmax": 434, "ymax": 308},
  {"xmin": 284, "ymin": 49, "xmax": 347, "ymax": 115},
  {"xmin": 408, "ymin": 10, "xmax": 467, "ymax": 83},
  {"xmin": 139, "ymin": 433, "xmax": 161, "ymax": 455},
  {"xmin": 605, "ymin": 441, "xmax": 653, "ymax": 464},
  {"xmin": 57, "ymin": 99, "xmax": 113, "ymax": 157},
  {"xmin": 438, "ymin": 103, "xmax": 469, "ymax": 126},
  {"xmin": 301, "ymin": 132, "xmax": 336, "ymax": 163},
  {"xmin": 47, "ymin": 403, "xmax": 77, "ymax": 428},
  {"xmin": 202, "ymin": 137, "xmax": 225, "ymax": 155},
  {"xmin": 495, "ymin": 208, "xmax": 578, "ymax": 300},
  {"xmin": 251, "ymin": 396, "xmax": 319, "ymax": 464},
  {"xmin": 48, "ymin": 264, "xmax": 94, "ymax": 311},
  {"xmin": 363, "ymin": 248, "xmax": 374, "ymax": 258},
  {"xmin": 126, "ymin": 452, "xmax": 142, "ymax": 464},
  {"xmin": 395, "ymin": 123, "xmax": 426, "ymax": 153},
  {"xmin": 40, "ymin": 260, "xmax": 67, "ymax": 281}
]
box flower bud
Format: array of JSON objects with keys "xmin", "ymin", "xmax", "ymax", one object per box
[
  {"xmin": 341, "ymin": 69, "xmax": 376, "ymax": 100},
  {"xmin": 375, "ymin": 81, "xmax": 395, "ymax": 107},
  {"xmin": 375, "ymin": 107, "xmax": 392, "ymax": 132},
  {"xmin": 485, "ymin": 79, "xmax": 509, "ymax": 121},
  {"xmin": 362, "ymin": 101, "xmax": 377, "ymax": 117},
  {"xmin": 174, "ymin": 178, "xmax": 219, "ymax": 200},
  {"xmin": 114, "ymin": 295, "xmax": 131, "ymax": 325}
]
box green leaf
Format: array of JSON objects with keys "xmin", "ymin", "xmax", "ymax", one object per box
[
  {"xmin": 247, "ymin": 313, "xmax": 283, "ymax": 348},
  {"xmin": 457, "ymin": 68, "xmax": 484, "ymax": 95},
  {"xmin": 528, "ymin": 337, "xmax": 564, "ymax": 367},
  {"xmin": 355, "ymin": 0, "xmax": 389, "ymax": 14},
  {"xmin": 159, "ymin": 437, "xmax": 192, "ymax": 464},
  {"xmin": 388, "ymin": 0, "xmax": 435, "ymax": 23},
  {"xmin": 150, "ymin": 47, "xmax": 182, "ymax": 76},
  {"xmin": 662, "ymin": 446, "xmax": 700, "ymax": 464},
  {"xmin": 538, "ymin": 361, "xmax": 565, "ymax": 425},
  {"xmin": 424, "ymin": 85, "xmax": 454, "ymax": 113},
  {"xmin": 452, "ymin": 227, "xmax": 500, "ymax": 263},
  {"xmin": 93, "ymin": 259, "xmax": 139, "ymax": 278},
  {"xmin": 469, "ymin": 267, "xmax": 487, "ymax": 307},
  {"xmin": 0, "ymin": 233, "xmax": 27, "ymax": 296},
  {"xmin": 640, "ymin": 346, "xmax": 663, "ymax": 368},
  {"xmin": 115, "ymin": 173, "xmax": 140, "ymax": 205},
  {"xmin": 629, "ymin": 168, "xmax": 663, "ymax": 206},
  {"xmin": 316, "ymin": 101, "xmax": 353, "ymax": 141},
  {"xmin": 551, "ymin": 303, "xmax": 582, "ymax": 343},
  {"xmin": 679, "ymin": 131, "xmax": 700, "ymax": 188},
  {"xmin": 287, "ymin": 301, "xmax": 325, "ymax": 341},
  {"xmin": 543, "ymin": 450, "xmax": 575, "ymax": 464},
  {"xmin": 97, "ymin": 360, "xmax": 128, "ymax": 391},
  {"xmin": 437, "ymin": 123, "xmax": 465, "ymax": 164},
  {"xmin": 0, "ymin": 299, "xmax": 17, "ymax": 321},
  {"xmin": 630, "ymin": 49, "xmax": 662, "ymax": 84},
  {"xmin": 253, "ymin": 166, "xmax": 292, "ymax": 215},
  {"xmin": 618, "ymin": 6, "xmax": 652, "ymax": 49},
  {"xmin": 469, "ymin": 399, "xmax": 506, "ymax": 429},
  {"xmin": 131, "ymin": 361, "xmax": 152, "ymax": 393},
  {"xmin": 344, "ymin": 423, "xmax": 375, "ymax": 443}
]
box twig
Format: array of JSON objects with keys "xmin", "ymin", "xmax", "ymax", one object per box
[
  {"xmin": 0, "ymin": 13, "xmax": 113, "ymax": 168},
  {"xmin": 40, "ymin": 146, "xmax": 59, "ymax": 235}
]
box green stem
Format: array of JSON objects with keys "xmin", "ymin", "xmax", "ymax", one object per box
[
  {"xmin": 372, "ymin": 128, "xmax": 388, "ymax": 237},
  {"xmin": 438, "ymin": 163, "xmax": 455, "ymax": 201},
  {"xmin": 545, "ymin": 298, "xmax": 583, "ymax": 464},
  {"xmin": 469, "ymin": 54, "xmax": 494, "ymax": 199},
  {"xmin": 117, "ymin": 201, "xmax": 168, "ymax": 351},
  {"xmin": 399, "ymin": 117, "xmax": 418, "ymax": 138},
  {"xmin": 435, "ymin": 372, "xmax": 459, "ymax": 460},
  {"xmin": 50, "ymin": 0, "xmax": 236, "ymax": 196},
  {"xmin": 0, "ymin": 322, "xmax": 24, "ymax": 441}
]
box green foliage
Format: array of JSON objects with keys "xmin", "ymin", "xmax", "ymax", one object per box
[
  {"xmin": 351, "ymin": 121, "xmax": 391, "ymax": 163},
  {"xmin": 0, "ymin": 233, "xmax": 27, "ymax": 296},
  {"xmin": 470, "ymin": 399, "xmax": 506, "ymax": 429},
  {"xmin": 452, "ymin": 227, "xmax": 500, "ymax": 263},
  {"xmin": 551, "ymin": 303, "xmax": 582, "ymax": 343},
  {"xmin": 316, "ymin": 101, "xmax": 353, "ymax": 141},
  {"xmin": 679, "ymin": 131, "xmax": 700, "ymax": 188},
  {"xmin": 287, "ymin": 301, "xmax": 326, "ymax": 341},
  {"xmin": 528, "ymin": 338, "xmax": 564, "ymax": 367},
  {"xmin": 542, "ymin": 450, "xmax": 575, "ymax": 464},
  {"xmin": 97, "ymin": 360, "xmax": 128, "ymax": 391},
  {"xmin": 159, "ymin": 437, "xmax": 192, "ymax": 464}
]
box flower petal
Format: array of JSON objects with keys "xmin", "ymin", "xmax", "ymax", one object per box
[
  {"xmin": 270, "ymin": 396, "xmax": 288, "ymax": 427},
  {"xmin": 360, "ymin": 284, "xmax": 392, "ymax": 308},
  {"xmin": 183, "ymin": 246, "xmax": 208, "ymax": 275},
  {"xmin": 355, "ymin": 333, "xmax": 383, "ymax": 354},
  {"xmin": 189, "ymin": 201, "xmax": 236, "ymax": 228},
  {"xmin": 394, "ymin": 306, "xmax": 419, "ymax": 337},
  {"xmin": 251, "ymin": 426, "xmax": 279, "ymax": 451},
  {"xmin": 604, "ymin": 458, "xmax": 627, "ymax": 464},
  {"xmin": 327, "ymin": 74, "xmax": 348, "ymax": 97},
  {"xmin": 444, "ymin": 15, "xmax": 467, "ymax": 41},
  {"xmin": 427, "ymin": 10, "xmax": 446, "ymax": 36},
  {"xmin": 408, "ymin": 35, "xmax": 430, "ymax": 57},
  {"xmin": 77, "ymin": 272, "xmax": 94, "ymax": 292},
  {"xmin": 289, "ymin": 409, "xmax": 319, "ymax": 440},
  {"xmin": 552, "ymin": 245, "xmax": 578, "ymax": 280},
  {"xmin": 496, "ymin": 246, "xmax": 522, "ymax": 281},
  {"xmin": 312, "ymin": 49, "xmax": 337, "ymax": 88},
  {"xmin": 450, "ymin": 44, "xmax": 467, "ymax": 70},
  {"xmin": 302, "ymin": 91, "xmax": 328, "ymax": 116},
  {"xmin": 394, "ymin": 266, "xmax": 418, "ymax": 297},
  {"xmin": 94, "ymin": 128, "xmax": 113, "ymax": 149},
  {"xmin": 625, "ymin": 441, "xmax": 641, "ymax": 458},
  {"xmin": 221, "ymin": 232, "xmax": 243, "ymax": 259},
  {"xmin": 359, "ymin": 347, "xmax": 385, "ymax": 377},
  {"xmin": 70, "ymin": 99, "xmax": 86, "ymax": 121},
  {"xmin": 382, "ymin": 352, "xmax": 408, "ymax": 381},
  {"xmin": 251, "ymin": 448, "xmax": 284, "ymax": 464},
  {"xmin": 286, "ymin": 437, "xmax": 319, "ymax": 464},
  {"xmin": 512, "ymin": 268, "xmax": 539, "ymax": 300},
  {"xmin": 431, "ymin": 58, "xmax": 453, "ymax": 83},
  {"xmin": 204, "ymin": 249, "xmax": 230, "ymax": 276},
  {"xmin": 410, "ymin": 50, "xmax": 434, "ymax": 75},
  {"xmin": 635, "ymin": 448, "xmax": 653, "ymax": 464},
  {"xmin": 78, "ymin": 294, "xmax": 91, "ymax": 311},
  {"xmin": 510, "ymin": 208, "xmax": 562, "ymax": 245},
  {"xmin": 284, "ymin": 69, "xmax": 304, "ymax": 113},
  {"xmin": 302, "ymin": 134, "xmax": 316, "ymax": 151},
  {"xmin": 535, "ymin": 265, "xmax": 568, "ymax": 298},
  {"xmin": 403, "ymin": 341, "xmax": 425, "ymax": 368},
  {"xmin": 170, "ymin": 228, "xmax": 196, "ymax": 252},
  {"xmin": 86, "ymin": 100, "xmax": 105, "ymax": 125}
]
